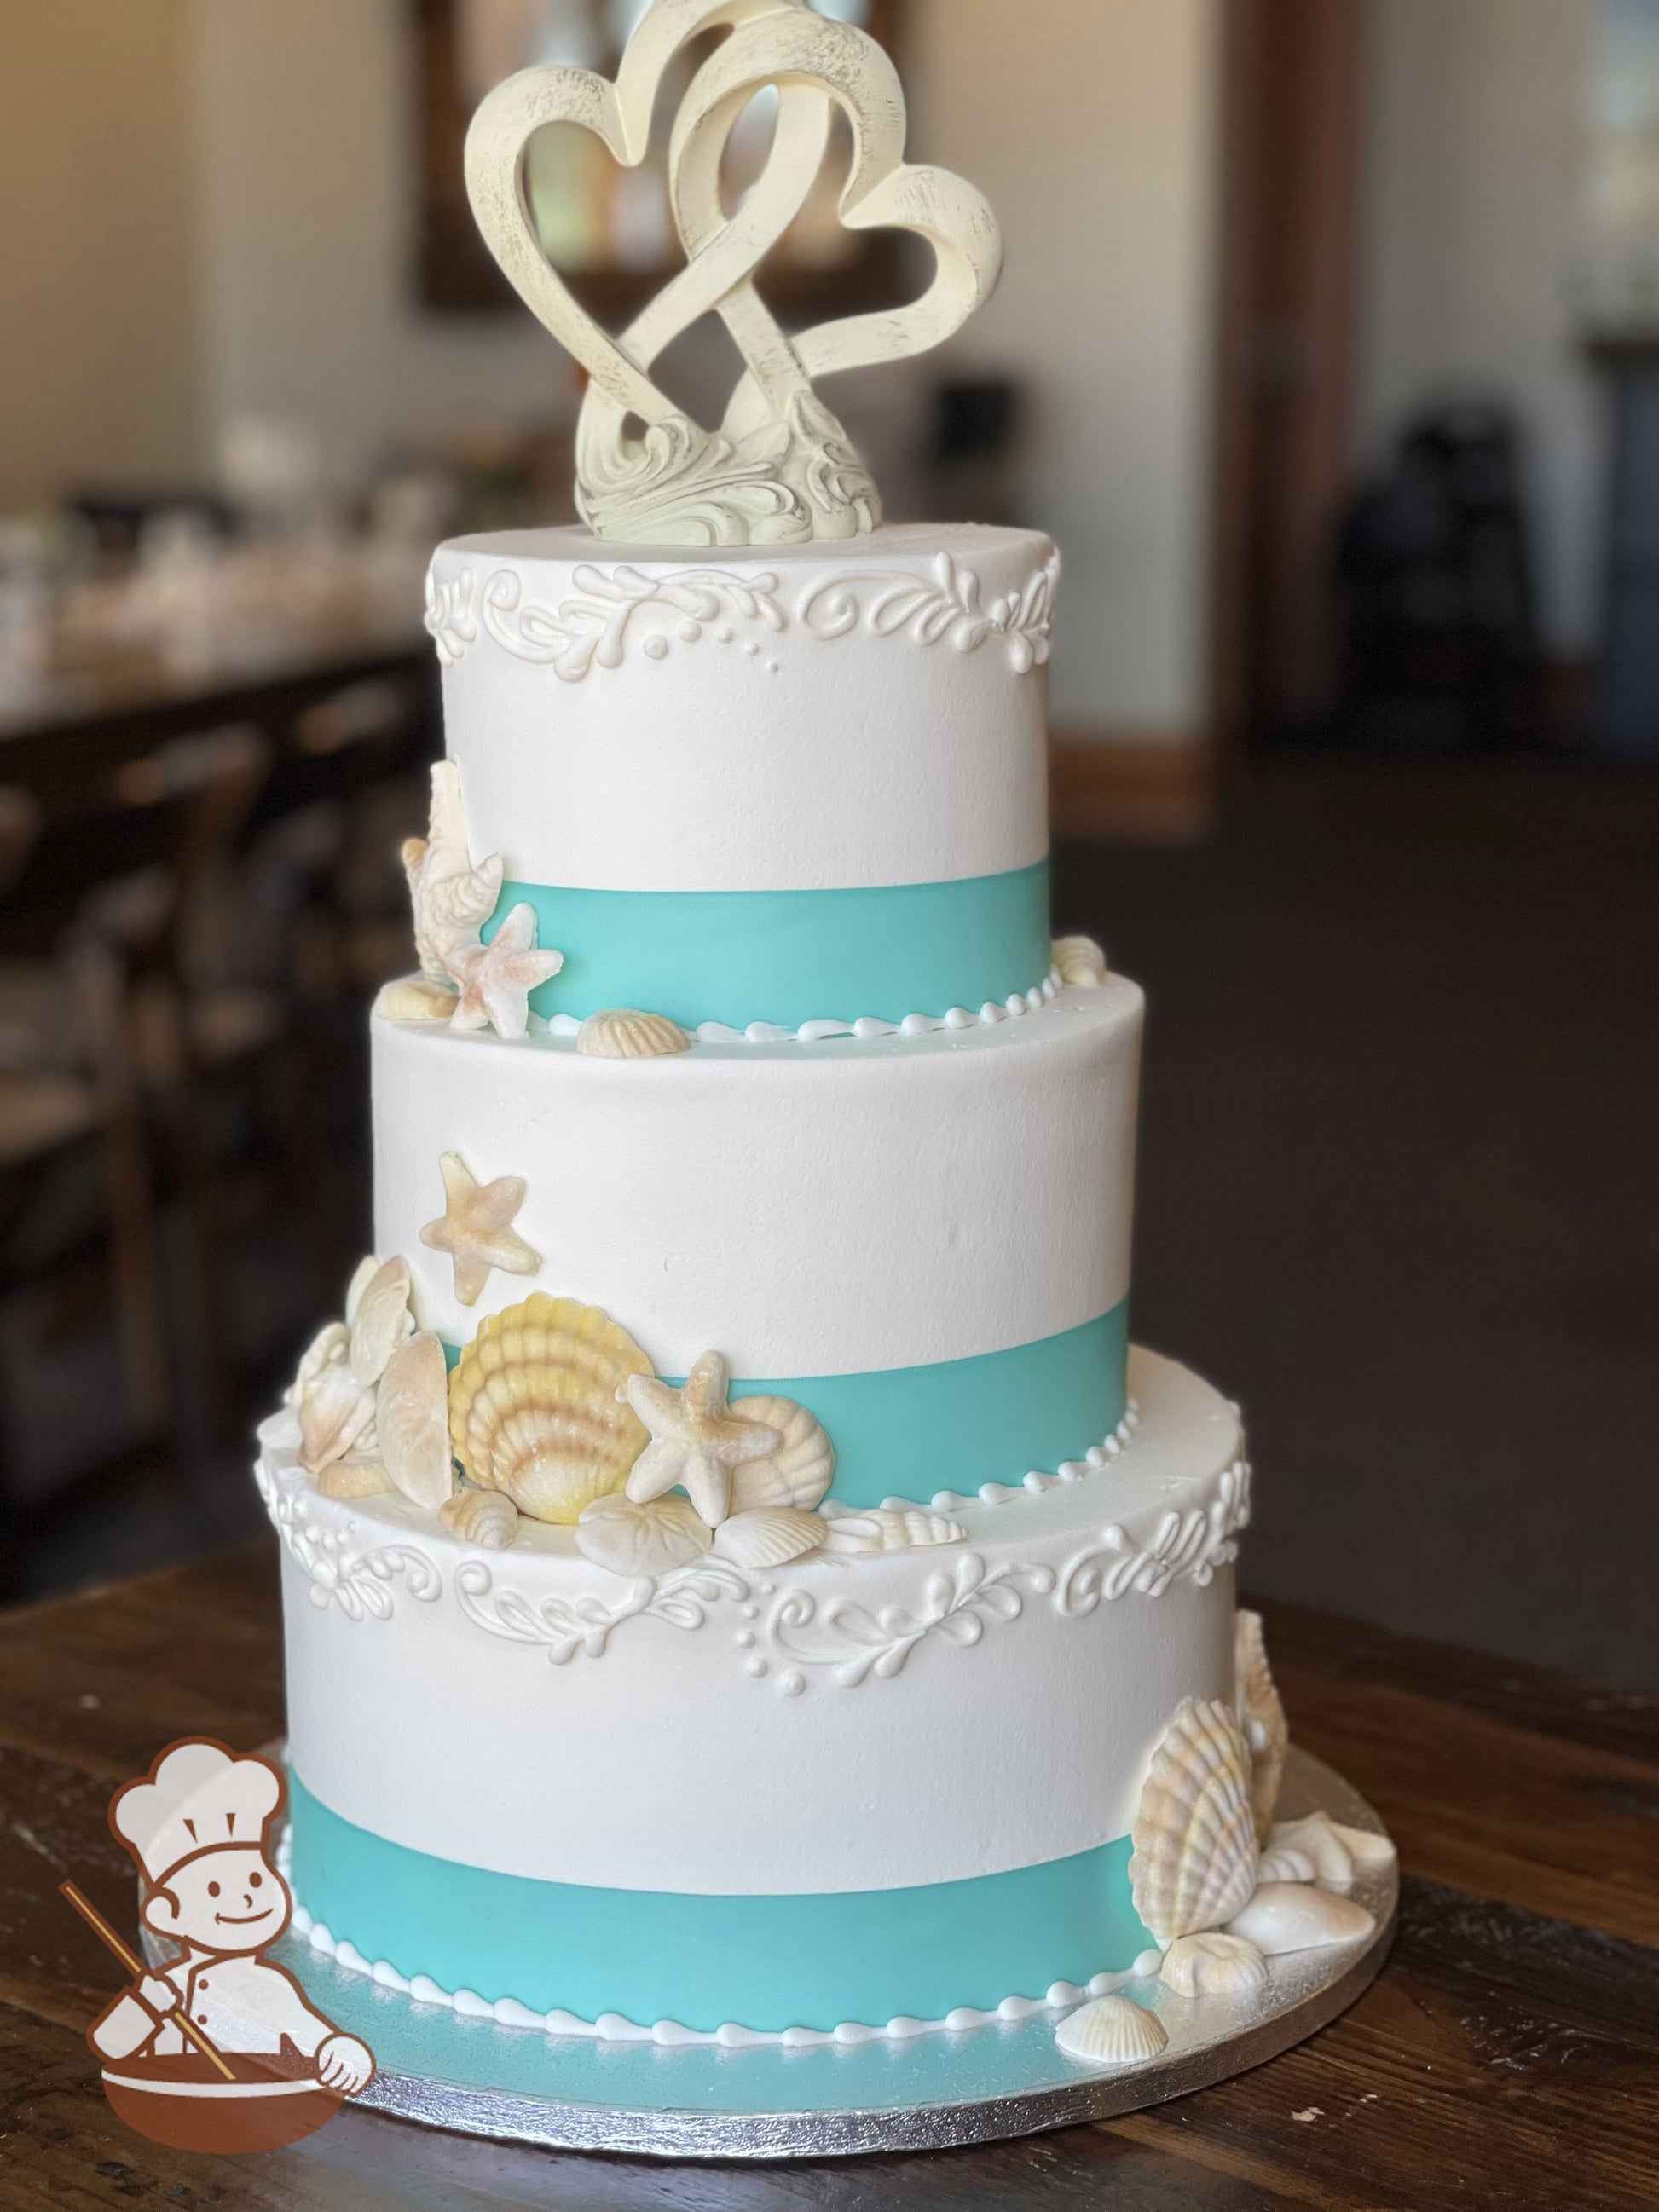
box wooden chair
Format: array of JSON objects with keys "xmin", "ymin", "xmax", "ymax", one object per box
[{"xmin": 0, "ymin": 728, "xmax": 270, "ymax": 1592}]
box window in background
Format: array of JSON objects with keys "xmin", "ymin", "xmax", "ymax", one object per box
[
  {"xmin": 1581, "ymin": 0, "xmax": 1659, "ymax": 331},
  {"xmin": 419, "ymin": 0, "xmax": 900, "ymax": 315}
]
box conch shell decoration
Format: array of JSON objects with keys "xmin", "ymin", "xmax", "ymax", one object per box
[
  {"xmin": 377, "ymin": 763, "xmax": 564, "ymax": 1042},
  {"xmin": 286, "ymin": 1256, "xmax": 454, "ymax": 1510}
]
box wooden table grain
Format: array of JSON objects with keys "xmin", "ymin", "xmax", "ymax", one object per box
[{"xmin": 0, "ymin": 1546, "xmax": 1654, "ymax": 2209}]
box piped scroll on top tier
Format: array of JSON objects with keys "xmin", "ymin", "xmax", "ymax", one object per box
[{"xmin": 464, "ymin": 0, "xmax": 1002, "ymax": 546}]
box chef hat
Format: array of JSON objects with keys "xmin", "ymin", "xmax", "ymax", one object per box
[{"xmin": 112, "ymin": 1740, "xmax": 283, "ymax": 1886}]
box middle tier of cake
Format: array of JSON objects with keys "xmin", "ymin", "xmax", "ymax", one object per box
[{"xmin": 373, "ymin": 973, "xmax": 1142, "ymax": 1510}]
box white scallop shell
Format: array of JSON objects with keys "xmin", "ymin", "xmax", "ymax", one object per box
[
  {"xmin": 712, "ymin": 1507, "xmax": 826, "ymax": 1569},
  {"xmin": 374, "ymin": 978, "xmax": 460, "ymax": 1024},
  {"xmin": 819, "ymin": 1510, "xmax": 967, "ymax": 1558},
  {"xmin": 576, "ymin": 1008, "xmax": 692, "ymax": 1060},
  {"xmin": 576, "ymin": 1493, "xmax": 713, "ymax": 1578},
  {"xmin": 1235, "ymin": 1608, "xmax": 1287, "ymax": 1840},
  {"xmin": 377, "ymin": 1331, "xmax": 455, "ymax": 1509},
  {"xmin": 349, "ymin": 1256, "xmax": 413, "ymax": 1385},
  {"xmin": 1054, "ymin": 1995, "xmax": 1168, "ymax": 2068},
  {"xmin": 1130, "ymin": 1700, "xmax": 1260, "ymax": 1943},
  {"xmin": 726, "ymin": 1397, "xmax": 836, "ymax": 1514},
  {"xmin": 1052, "ymin": 934, "xmax": 1108, "ymax": 987},
  {"xmin": 1227, "ymin": 1883, "xmax": 1375, "ymax": 1955},
  {"xmin": 286, "ymin": 1321, "xmax": 348, "ymax": 1409},
  {"xmin": 1159, "ymin": 1932, "xmax": 1269, "ymax": 1999},
  {"xmin": 315, "ymin": 1457, "xmax": 394, "ymax": 1500},
  {"xmin": 441, "ymin": 1487, "xmax": 519, "ymax": 1551},
  {"xmin": 449, "ymin": 1296, "xmax": 652, "ymax": 1525}
]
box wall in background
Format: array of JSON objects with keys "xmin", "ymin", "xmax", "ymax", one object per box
[
  {"xmin": 190, "ymin": 0, "xmax": 576, "ymax": 491},
  {"xmin": 913, "ymin": 0, "xmax": 1221, "ymax": 736},
  {"xmin": 0, "ymin": 0, "xmax": 202, "ymax": 511},
  {"xmin": 1358, "ymin": 0, "xmax": 1603, "ymax": 656}
]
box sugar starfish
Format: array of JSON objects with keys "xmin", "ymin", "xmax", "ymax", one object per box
[
  {"xmin": 446, "ymin": 904, "xmax": 564, "ymax": 1042},
  {"xmin": 624, "ymin": 1354, "xmax": 782, "ymax": 1527},
  {"xmin": 419, "ymin": 1152, "xmax": 541, "ymax": 1307}
]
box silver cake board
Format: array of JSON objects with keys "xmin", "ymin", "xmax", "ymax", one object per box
[{"xmin": 155, "ymin": 1747, "xmax": 1396, "ymax": 2162}]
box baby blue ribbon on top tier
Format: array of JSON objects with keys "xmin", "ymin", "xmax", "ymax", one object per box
[
  {"xmin": 482, "ymin": 860, "xmax": 1052, "ymax": 1031},
  {"xmin": 287, "ymin": 1771, "xmax": 1153, "ymax": 2034},
  {"xmin": 441, "ymin": 1305, "xmax": 1129, "ymax": 1510}
]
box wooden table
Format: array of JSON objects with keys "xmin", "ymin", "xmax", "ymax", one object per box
[{"xmin": 0, "ymin": 1548, "xmax": 1655, "ymax": 2208}]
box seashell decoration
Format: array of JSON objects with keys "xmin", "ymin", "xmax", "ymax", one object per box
[
  {"xmin": 448, "ymin": 1295, "xmax": 653, "ymax": 1525},
  {"xmin": 576, "ymin": 1493, "xmax": 713, "ymax": 1578},
  {"xmin": 316, "ymin": 1458, "xmax": 395, "ymax": 1501},
  {"xmin": 1227, "ymin": 1883, "xmax": 1375, "ymax": 1957},
  {"xmin": 576, "ymin": 1009, "xmax": 692, "ymax": 1061},
  {"xmin": 296, "ymin": 1353, "xmax": 379, "ymax": 1478},
  {"xmin": 623, "ymin": 1354, "xmax": 783, "ymax": 1527},
  {"xmin": 819, "ymin": 1510, "xmax": 967, "ymax": 1558},
  {"xmin": 1052, "ymin": 935, "xmax": 1108, "ymax": 988},
  {"xmin": 1054, "ymin": 1995, "xmax": 1168, "ymax": 2069},
  {"xmin": 374, "ymin": 978, "xmax": 460, "ymax": 1025},
  {"xmin": 376, "ymin": 1331, "xmax": 455, "ymax": 1509},
  {"xmin": 713, "ymin": 1506, "xmax": 827, "ymax": 1570},
  {"xmin": 349, "ymin": 1257, "xmax": 416, "ymax": 1385},
  {"xmin": 726, "ymin": 1396, "xmax": 836, "ymax": 1515},
  {"xmin": 1130, "ymin": 1700, "xmax": 1260, "ymax": 1944},
  {"xmin": 402, "ymin": 762, "xmax": 505, "ymax": 988},
  {"xmin": 1257, "ymin": 1846, "xmax": 1317, "ymax": 1887},
  {"xmin": 1234, "ymin": 1609, "xmax": 1288, "ymax": 1841},
  {"xmin": 1266, "ymin": 1812, "xmax": 1395, "ymax": 1896},
  {"xmin": 441, "ymin": 1485, "xmax": 520, "ymax": 1551},
  {"xmin": 1159, "ymin": 1932, "xmax": 1269, "ymax": 2000}
]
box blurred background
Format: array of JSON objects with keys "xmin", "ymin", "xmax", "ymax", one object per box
[{"xmin": 0, "ymin": 0, "xmax": 1653, "ymax": 1686}]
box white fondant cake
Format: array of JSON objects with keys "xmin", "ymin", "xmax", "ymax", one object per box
[{"xmin": 258, "ymin": 0, "xmax": 1388, "ymax": 2081}]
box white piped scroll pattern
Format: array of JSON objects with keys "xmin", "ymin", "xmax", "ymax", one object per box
[
  {"xmin": 256, "ymin": 1422, "xmax": 442, "ymax": 1622},
  {"xmin": 799, "ymin": 550, "xmax": 1061, "ymax": 674},
  {"xmin": 1056, "ymin": 1461, "xmax": 1252, "ymax": 1614},
  {"xmin": 424, "ymin": 554, "xmax": 1056, "ymax": 682},
  {"xmin": 463, "ymin": 0, "xmax": 1001, "ymax": 546}
]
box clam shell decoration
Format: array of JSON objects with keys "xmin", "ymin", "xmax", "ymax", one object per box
[
  {"xmin": 1052, "ymin": 935, "xmax": 1108, "ymax": 988},
  {"xmin": 726, "ymin": 1397, "xmax": 836, "ymax": 1515},
  {"xmin": 316, "ymin": 1458, "xmax": 394, "ymax": 1501},
  {"xmin": 577, "ymin": 1009, "xmax": 692, "ymax": 1060},
  {"xmin": 820, "ymin": 1509, "xmax": 966, "ymax": 1558},
  {"xmin": 1159, "ymin": 1932, "xmax": 1269, "ymax": 1999},
  {"xmin": 1235, "ymin": 1608, "xmax": 1288, "ymax": 1840},
  {"xmin": 713, "ymin": 1506, "xmax": 826, "ymax": 1570},
  {"xmin": 448, "ymin": 1295, "xmax": 653, "ymax": 1526},
  {"xmin": 375, "ymin": 978, "xmax": 460, "ymax": 1024},
  {"xmin": 1054, "ymin": 1995, "xmax": 1168, "ymax": 2069},
  {"xmin": 442, "ymin": 1486, "xmax": 519, "ymax": 1551},
  {"xmin": 1130, "ymin": 1700, "xmax": 1260, "ymax": 1944},
  {"xmin": 1227, "ymin": 1883, "xmax": 1375, "ymax": 1957},
  {"xmin": 576, "ymin": 1493, "xmax": 712, "ymax": 1578},
  {"xmin": 377, "ymin": 1331, "xmax": 456, "ymax": 1509}
]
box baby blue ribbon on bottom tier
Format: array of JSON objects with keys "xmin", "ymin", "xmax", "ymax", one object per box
[
  {"xmin": 440, "ymin": 1305, "xmax": 1130, "ymax": 1510},
  {"xmin": 287, "ymin": 1773, "xmax": 1153, "ymax": 2035},
  {"xmin": 483, "ymin": 861, "xmax": 1053, "ymax": 1032}
]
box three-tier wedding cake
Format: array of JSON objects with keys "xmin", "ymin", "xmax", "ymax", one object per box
[{"xmin": 256, "ymin": 0, "xmax": 1390, "ymax": 2078}]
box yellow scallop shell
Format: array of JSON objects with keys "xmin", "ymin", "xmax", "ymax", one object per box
[{"xmin": 448, "ymin": 1296, "xmax": 654, "ymax": 1525}]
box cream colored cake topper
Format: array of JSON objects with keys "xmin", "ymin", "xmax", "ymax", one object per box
[{"xmin": 465, "ymin": 0, "xmax": 1002, "ymax": 546}]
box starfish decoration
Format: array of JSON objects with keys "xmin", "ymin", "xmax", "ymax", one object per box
[
  {"xmin": 419, "ymin": 1152, "xmax": 541, "ymax": 1307},
  {"xmin": 624, "ymin": 1354, "xmax": 783, "ymax": 1528},
  {"xmin": 445, "ymin": 904, "xmax": 564, "ymax": 1042}
]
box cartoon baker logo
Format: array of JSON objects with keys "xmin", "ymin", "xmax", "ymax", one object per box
[{"xmin": 61, "ymin": 1738, "xmax": 375, "ymax": 2154}]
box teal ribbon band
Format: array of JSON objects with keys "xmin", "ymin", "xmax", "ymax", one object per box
[
  {"xmin": 441, "ymin": 1304, "xmax": 1129, "ymax": 1509},
  {"xmin": 287, "ymin": 1771, "xmax": 1152, "ymax": 2034},
  {"xmin": 483, "ymin": 860, "xmax": 1053, "ymax": 1031}
]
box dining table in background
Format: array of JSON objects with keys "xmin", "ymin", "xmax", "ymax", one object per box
[{"xmin": 0, "ymin": 1548, "xmax": 1654, "ymax": 2209}]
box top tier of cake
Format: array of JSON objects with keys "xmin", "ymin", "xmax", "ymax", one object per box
[{"xmin": 423, "ymin": 522, "xmax": 1059, "ymax": 1033}]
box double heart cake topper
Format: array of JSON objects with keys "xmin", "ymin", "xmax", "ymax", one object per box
[{"xmin": 465, "ymin": 0, "xmax": 1002, "ymax": 546}]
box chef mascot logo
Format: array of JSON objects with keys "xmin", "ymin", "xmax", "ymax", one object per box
[{"xmin": 68, "ymin": 1739, "xmax": 376, "ymax": 2153}]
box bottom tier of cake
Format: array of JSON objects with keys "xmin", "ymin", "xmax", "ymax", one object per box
[{"xmin": 263, "ymin": 1349, "xmax": 1251, "ymax": 2040}]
